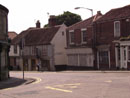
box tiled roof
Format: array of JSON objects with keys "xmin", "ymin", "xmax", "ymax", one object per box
[
  {"xmin": 25, "ymin": 26, "xmax": 60, "ymax": 45},
  {"xmin": 67, "ymin": 16, "xmax": 94, "ymax": 30},
  {"xmin": 11, "ymin": 29, "xmax": 32, "ymax": 44},
  {"xmin": 97, "ymin": 5, "xmax": 130, "ymax": 22},
  {"xmin": 8, "ymin": 32, "xmax": 17, "ymax": 40},
  {"xmin": 67, "ymin": 11, "xmax": 102, "ymax": 30}
]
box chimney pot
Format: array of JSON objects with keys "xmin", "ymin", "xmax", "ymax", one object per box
[
  {"xmin": 97, "ymin": 11, "xmax": 102, "ymax": 15},
  {"xmin": 36, "ymin": 20, "xmax": 41, "ymax": 28}
]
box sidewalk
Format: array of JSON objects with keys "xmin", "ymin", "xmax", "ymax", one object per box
[{"xmin": 0, "ymin": 77, "xmax": 36, "ymax": 90}]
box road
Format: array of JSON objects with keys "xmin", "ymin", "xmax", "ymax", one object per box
[{"xmin": 0, "ymin": 71, "xmax": 130, "ymax": 98}]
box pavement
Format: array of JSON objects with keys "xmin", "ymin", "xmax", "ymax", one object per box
[{"xmin": 0, "ymin": 77, "xmax": 36, "ymax": 90}]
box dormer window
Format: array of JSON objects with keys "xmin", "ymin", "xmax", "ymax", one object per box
[
  {"xmin": 69, "ymin": 30, "xmax": 75, "ymax": 44},
  {"xmin": 114, "ymin": 21, "xmax": 120, "ymax": 37},
  {"xmin": 81, "ymin": 28, "xmax": 87, "ymax": 44}
]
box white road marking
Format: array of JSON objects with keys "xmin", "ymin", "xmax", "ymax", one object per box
[
  {"xmin": 45, "ymin": 83, "xmax": 81, "ymax": 93},
  {"xmin": 45, "ymin": 86, "xmax": 72, "ymax": 93}
]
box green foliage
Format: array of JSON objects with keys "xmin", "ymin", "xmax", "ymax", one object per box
[
  {"xmin": 44, "ymin": 11, "xmax": 82, "ymax": 27},
  {"xmin": 56, "ymin": 11, "xmax": 82, "ymax": 26}
]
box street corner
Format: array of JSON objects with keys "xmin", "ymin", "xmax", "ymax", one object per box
[
  {"xmin": 0, "ymin": 77, "xmax": 26, "ymax": 90},
  {"xmin": 0, "ymin": 77, "xmax": 40, "ymax": 90},
  {"xmin": 31, "ymin": 77, "xmax": 42, "ymax": 84}
]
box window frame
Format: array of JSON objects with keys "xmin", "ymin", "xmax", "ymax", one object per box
[
  {"xmin": 81, "ymin": 28, "xmax": 87, "ymax": 44},
  {"xmin": 114, "ymin": 21, "xmax": 120, "ymax": 37},
  {"xmin": 69, "ymin": 30, "xmax": 75, "ymax": 45}
]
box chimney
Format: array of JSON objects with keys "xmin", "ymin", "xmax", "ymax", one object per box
[
  {"xmin": 97, "ymin": 11, "xmax": 102, "ymax": 16},
  {"xmin": 93, "ymin": 11, "xmax": 102, "ymax": 22},
  {"xmin": 48, "ymin": 15, "xmax": 57, "ymax": 27},
  {"xmin": 36, "ymin": 20, "xmax": 41, "ymax": 28}
]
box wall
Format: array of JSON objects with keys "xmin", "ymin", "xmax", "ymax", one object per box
[
  {"xmin": 51, "ymin": 24, "xmax": 67, "ymax": 65},
  {"xmin": 9, "ymin": 45, "xmax": 20, "ymax": 56}
]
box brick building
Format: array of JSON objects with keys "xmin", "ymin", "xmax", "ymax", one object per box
[
  {"xmin": 93, "ymin": 5, "xmax": 130, "ymax": 70},
  {"xmin": 66, "ymin": 11, "xmax": 102, "ymax": 70}
]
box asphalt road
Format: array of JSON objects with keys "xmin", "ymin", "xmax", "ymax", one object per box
[{"xmin": 0, "ymin": 71, "xmax": 130, "ymax": 98}]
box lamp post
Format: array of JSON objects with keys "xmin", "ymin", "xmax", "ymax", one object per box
[{"xmin": 75, "ymin": 7, "xmax": 93, "ymax": 16}]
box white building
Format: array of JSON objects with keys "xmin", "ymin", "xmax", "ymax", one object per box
[{"xmin": 12, "ymin": 17, "xmax": 67, "ymax": 71}]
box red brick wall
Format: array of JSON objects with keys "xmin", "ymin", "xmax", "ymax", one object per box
[
  {"xmin": 96, "ymin": 21, "xmax": 114, "ymax": 45},
  {"xmin": 66, "ymin": 27, "xmax": 93, "ymax": 48},
  {"xmin": 94, "ymin": 21, "xmax": 116, "ymax": 69}
]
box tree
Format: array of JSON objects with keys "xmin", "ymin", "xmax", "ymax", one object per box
[{"xmin": 44, "ymin": 11, "xmax": 82, "ymax": 27}]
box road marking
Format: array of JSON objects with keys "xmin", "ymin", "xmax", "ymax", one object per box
[
  {"xmin": 32, "ymin": 77, "xmax": 42, "ymax": 84},
  {"xmin": 45, "ymin": 86, "xmax": 72, "ymax": 93},
  {"xmin": 45, "ymin": 83, "xmax": 81, "ymax": 93},
  {"xmin": 105, "ymin": 80, "xmax": 112, "ymax": 83}
]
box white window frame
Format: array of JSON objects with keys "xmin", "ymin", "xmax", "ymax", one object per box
[
  {"xmin": 114, "ymin": 21, "xmax": 120, "ymax": 37},
  {"xmin": 69, "ymin": 30, "xmax": 74, "ymax": 45},
  {"xmin": 81, "ymin": 28, "xmax": 87, "ymax": 44}
]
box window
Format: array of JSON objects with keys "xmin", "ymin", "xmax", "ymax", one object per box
[
  {"xmin": 114, "ymin": 21, "xmax": 120, "ymax": 37},
  {"xmin": 99, "ymin": 51, "xmax": 109, "ymax": 64},
  {"xmin": 81, "ymin": 29, "xmax": 87, "ymax": 43},
  {"xmin": 69, "ymin": 30, "xmax": 75, "ymax": 44},
  {"xmin": 14, "ymin": 45, "xmax": 17, "ymax": 54}
]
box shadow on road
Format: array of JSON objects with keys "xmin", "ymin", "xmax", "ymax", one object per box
[{"xmin": 0, "ymin": 77, "xmax": 32, "ymax": 90}]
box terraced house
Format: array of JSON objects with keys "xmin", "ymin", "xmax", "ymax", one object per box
[
  {"xmin": 93, "ymin": 4, "xmax": 130, "ymax": 70},
  {"xmin": 0, "ymin": 4, "xmax": 10, "ymax": 80},
  {"xmin": 66, "ymin": 11, "xmax": 102, "ymax": 70}
]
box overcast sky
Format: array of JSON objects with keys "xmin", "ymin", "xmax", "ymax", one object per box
[{"xmin": 1, "ymin": 0, "xmax": 130, "ymax": 33}]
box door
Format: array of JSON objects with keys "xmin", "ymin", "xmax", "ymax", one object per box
[
  {"xmin": 121, "ymin": 47, "xmax": 127, "ymax": 69},
  {"xmin": 115, "ymin": 47, "xmax": 121, "ymax": 69},
  {"xmin": 31, "ymin": 59, "xmax": 36, "ymax": 71},
  {"xmin": 98, "ymin": 51, "xmax": 109, "ymax": 70}
]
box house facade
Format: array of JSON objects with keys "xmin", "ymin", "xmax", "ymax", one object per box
[
  {"xmin": 93, "ymin": 5, "xmax": 130, "ymax": 70},
  {"xmin": 13, "ymin": 17, "xmax": 67, "ymax": 71},
  {"xmin": 66, "ymin": 11, "xmax": 102, "ymax": 70},
  {"xmin": 0, "ymin": 4, "xmax": 10, "ymax": 80},
  {"xmin": 8, "ymin": 32, "xmax": 20, "ymax": 70}
]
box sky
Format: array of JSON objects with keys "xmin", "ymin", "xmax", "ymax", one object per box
[{"xmin": 1, "ymin": 0, "xmax": 130, "ymax": 33}]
